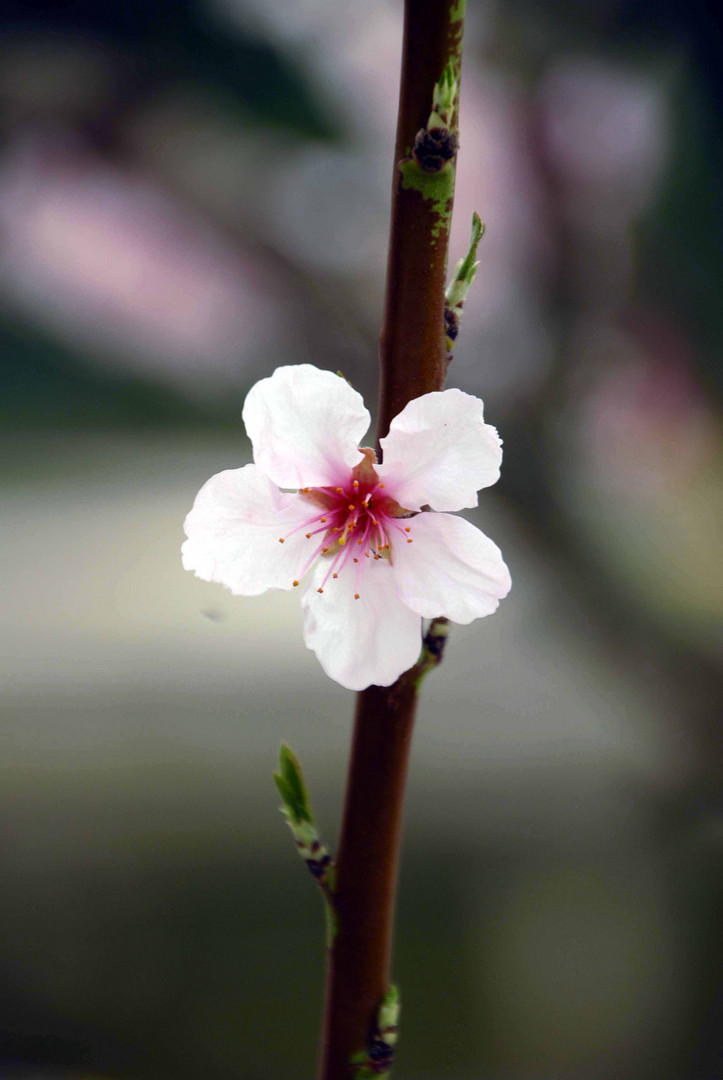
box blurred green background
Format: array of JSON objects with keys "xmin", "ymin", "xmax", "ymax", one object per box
[{"xmin": 1, "ymin": 0, "xmax": 721, "ymax": 1077}]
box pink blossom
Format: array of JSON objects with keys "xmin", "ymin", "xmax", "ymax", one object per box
[{"xmin": 182, "ymin": 365, "xmax": 510, "ymax": 690}]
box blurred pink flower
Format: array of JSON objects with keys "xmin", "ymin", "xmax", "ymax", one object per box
[
  {"xmin": 0, "ymin": 136, "xmax": 280, "ymax": 391},
  {"xmin": 182, "ymin": 364, "xmax": 510, "ymax": 689},
  {"xmin": 538, "ymin": 58, "xmax": 668, "ymax": 222},
  {"xmin": 580, "ymin": 315, "xmax": 717, "ymax": 494}
]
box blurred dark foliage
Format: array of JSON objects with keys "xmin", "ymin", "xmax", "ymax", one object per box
[{"xmin": 1, "ymin": 0, "xmax": 337, "ymax": 137}]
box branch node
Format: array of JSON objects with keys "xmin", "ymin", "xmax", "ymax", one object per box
[
  {"xmin": 350, "ymin": 985, "xmax": 401, "ymax": 1078},
  {"xmin": 414, "ymin": 617, "xmax": 451, "ymax": 686},
  {"xmin": 411, "ymin": 60, "xmax": 460, "ymax": 173},
  {"xmin": 412, "ymin": 125, "xmax": 459, "ymax": 172}
]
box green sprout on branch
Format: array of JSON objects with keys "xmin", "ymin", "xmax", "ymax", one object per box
[
  {"xmin": 273, "ymin": 743, "xmax": 338, "ymax": 944},
  {"xmin": 350, "ymin": 984, "xmax": 401, "ymax": 1079},
  {"xmin": 445, "ymin": 211, "xmax": 485, "ymax": 351}
]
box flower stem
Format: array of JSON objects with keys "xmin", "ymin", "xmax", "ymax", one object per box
[{"xmin": 317, "ymin": 2, "xmax": 465, "ymax": 1077}]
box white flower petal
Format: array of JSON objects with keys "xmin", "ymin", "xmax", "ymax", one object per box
[
  {"xmin": 301, "ymin": 556, "xmax": 421, "ymax": 691},
  {"xmin": 182, "ymin": 464, "xmax": 319, "ymax": 595},
  {"xmin": 377, "ymin": 389, "xmax": 502, "ymax": 511},
  {"xmin": 392, "ymin": 512, "xmax": 511, "ymax": 623},
  {"xmin": 242, "ymin": 364, "xmax": 371, "ymax": 489}
]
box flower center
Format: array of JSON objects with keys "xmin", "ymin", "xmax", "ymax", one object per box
[{"xmin": 277, "ymin": 449, "xmax": 413, "ymax": 598}]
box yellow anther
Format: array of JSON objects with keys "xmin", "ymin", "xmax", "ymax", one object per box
[
  {"xmin": 333, "ymin": 572, "xmax": 338, "ymax": 579},
  {"xmin": 322, "ymin": 546, "xmax": 329, "ymax": 553},
  {"xmin": 353, "ymin": 557, "xmax": 359, "ymax": 563},
  {"xmin": 348, "ymin": 504, "xmax": 355, "ymax": 511},
  {"xmin": 305, "ymin": 532, "xmax": 312, "ymax": 539},
  {"xmin": 278, "ymin": 538, "xmax": 285, "ymax": 544},
  {"xmin": 353, "ymin": 480, "xmax": 359, "ymax": 487},
  {"xmin": 407, "ymin": 538, "xmax": 413, "ymax": 543},
  {"xmin": 372, "ymin": 518, "xmax": 378, "ymax": 525},
  {"xmin": 321, "ymin": 517, "xmax": 327, "ymax": 523},
  {"xmin": 405, "ymin": 527, "xmax": 411, "ymax": 533},
  {"xmin": 335, "ymin": 487, "xmax": 343, "ymax": 493},
  {"xmin": 380, "ymin": 483, "xmax": 385, "ymax": 488},
  {"xmin": 292, "ymin": 580, "xmax": 299, "ymax": 587},
  {"xmin": 333, "ymin": 526, "xmax": 340, "ymax": 533},
  {"xmin": 354, "ymin": 593, "xmax": 360, "ymax": 599},
  {"xmin": 358, "ymin": 539, "xmax": 363, "ymax": 545},
  {"xmin": 317, "ymin": 587, "xmax": 324, "ymax": 594}
]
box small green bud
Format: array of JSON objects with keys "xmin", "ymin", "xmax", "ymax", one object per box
[
  {"xmin": 273, "ymin": 742, "xmax": 313, "ymax": 826},
  {"xmin": 431, "ymin": 60, "xmax": 459, "ymax": 129},
  {"xmin": 350, "ymin": 984, "xmax": 401, "ymax": 1078},
  {"xmin": 378, "ymin": 984, "xmax": 401, "ymax": 1044},
  {"xmin": 444, "ymin": 213, "xmax": 485, "ymax": 350},
  {"xmin": 446, "ymin": 211, "xmax": 485, "ymax": 309},
  {"xmin": 273, "ymin": 743, "xmax": 338, "ymax": 944},
  {"xmin": 414, "ymin": 618, "xmax": 451, "ymax": 686}
]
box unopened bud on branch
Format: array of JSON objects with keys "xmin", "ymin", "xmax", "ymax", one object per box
[
  {"xmin": 412, "ymin": 60, "xmax": 460, "ymax": 173},
  {"xmin": 444, "ymin": 212, "xmax": 485, "ymax": 351}
]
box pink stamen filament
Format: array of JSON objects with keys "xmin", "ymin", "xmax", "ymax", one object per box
[
  {"xmin": 355, "ymin": 549, "xmax": 366, "ymax": 596},
  {"xmin": 305, "ymin": 521, "xmax": 338, "ymax": 540},
  {"xmin": 319, "ymin": 545, "xmax": 348, "ymax": 590},
  {"xmin": 340, "ymin": 539, "xmax": 359, "ymax": 576},
  {"xmin": 279, "ymin": 508, "xmax": 335, "ymax": 543},
  {"xmin": 386, "ymin": 518, "xmax": 413, "ymax": 541},
  {"xmin": 296, "ymin": 536, "xmax": 332, "ymax": 580}
]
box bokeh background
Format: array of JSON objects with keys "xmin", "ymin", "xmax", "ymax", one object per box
[{"xmin": 1, "ymin": 0, "xmax": 721, "ymax": 1077}]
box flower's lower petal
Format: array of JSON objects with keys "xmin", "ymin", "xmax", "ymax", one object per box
[
  {"xmin": 377, "ymin": 388, "xmax": 502, "ymax": 512},
  {"xmin": 182, "ymin": 464, "xmax": 317, "ymax": 595},
  {"xmin": 301, "ymin": 556, "xmax": 421, "ymax": 691},
  {"xmin": 392, "ymin": 512, "xmax": 511, "ymax": 623},
  {"xmin": 242, "ymin": 364, "xmax": 371, "ymax": 489}
]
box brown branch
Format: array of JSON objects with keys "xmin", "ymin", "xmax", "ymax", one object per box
[
  {"xmin": 317, "ymin": 674, "xmax": 420, "ymax": 1079},
  {"xmin": 316, "ymin": 2, "xmax": 465, "ymax": 1077},
  {"xmin": 377, "ymin": 0, "xmax": 465, "ymax": 441}
]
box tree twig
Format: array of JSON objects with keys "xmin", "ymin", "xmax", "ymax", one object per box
[{"xmin": 317, "ymin": 2, "xmax": 466, "ymax": 1076}]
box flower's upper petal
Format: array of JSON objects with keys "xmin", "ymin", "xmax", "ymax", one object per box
[
  {"xmin": 242, "ymin": 364, "xmax": 371, "ymax": 489},
  {"xmin": 300, "ymin": 557, "xmax": 421, "ymax": 690},
  {"xmin": 377, "ymin": 389, "xmax": 502, "ymax": 511},
  {"xmin": 392, "ymin": 512, "xmax": 511, "ymax": 623},
  {"xmin": 182, "ymin": 464, "xmax": 315, "ymax": 595}
]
